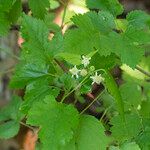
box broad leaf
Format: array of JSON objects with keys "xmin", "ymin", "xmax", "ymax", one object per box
[
  {"xmin": 29, "ymin": 0, "xmax": 50, "ymax": 19},
  {"xmin": 27, "ymin": 96, "xmax": 79, "ymax": 150},
  {"xmin": 86, "ymin": 0, "xmax": 123, "ymax": 16},
  {"xmin": 110, "ymin": 113, "xmax": 142, "ymax": 141},
  {"xmin": 0, "ymin": 121, "xmax": 20, "ymax": 139}
]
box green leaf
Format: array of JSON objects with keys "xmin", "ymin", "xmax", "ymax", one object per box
[
  {"xmin": 90, "ymin": 53, "xmax": 119, "ymax": 70},
  {"xmin": 120, "ymin": 82, "xmax": 142, "ymax": 110},
  {"xmin": 110, "ymin": 142, "xmax": 141, "ymax": 150},
  {"xmin": 124, "ymin": 25, "xmax": 150, "ymax": 45},
  {"xmin": 21, "ymin": 78, "xmax": 60, "ymax": 113},
  {"xmin": 21, "ymin": 14, "xmax": 52, "ymax": 64},
  {"xmin": 27, "ymin": 96, "xmax": 79, "ymax": 150},
  {"xmin": 29, "ymin": 0, "xmax": 50, "ymax": 19},
  {"xmin": 10, "ymin": 15, "xmax": 55, "ymax": 88},
  {"xmin": 49, "ymin": 32, "xmax": 64, "ymax": 56},
  {"xmin": 140, "ymin": 100, "xmax": 150, "ymax": 118},
  {"xmin": 8, "ymin": 0, "xmax": 22, "ymax": 23},
  {"xmin": 136, "ymin": 127, "xmax": 150, "ymax": 149},
  {"xmin": 120, "ymin": 142, "xmax": 141, "ymax": 150},
  {"xmin": 0, "ymin": 121, "xmax": 20, "ymax": 139},
  {"xmin": 64, "ymin": 11, "xmax": 115, "ymax": 55},
  {"xmin": 58, "ymin": 53, "xmax": 81, "ymax": 65},
  {"xmin": 10, "ymin": 63, "xmax": 52, "ymax": 88},
  {"xmin": 103, "ymin": 31, "xmax": 145, "ymax": 68},
  {"xmin": 44, "ymin": 13, "xmax": 60, "ymax": 32},
  {"xmin": 64, "ymin": 11, "xmax": 145, "ymax": 68},
  {"xmin": 104, "ymin": 70, "xmax": 125, "ymax": 120},
  {"xmin": 110, "ymin": 113, "xmax": 142, "ymax": 141},
  {"xmin": 61, "ymin": 115, "xmax": 110, "ymax": 150},
  {"xmin": 127, "ymin": 10, "xmax": 150, "ymax": 29},
  {"xmin": 75, "ymin": 115, "xmax": 109, "ymax": 150},
  {"xmin": 0, "ymin": 0, "xmax": 21, "ymax": 36},
  {"xmin": 0, "ymin": 0, "xmax": 15, "ymax": 12},
  {"xmin": 0, "ymin": 12, "xmax": 10, "ymax": 36},
  {"xmin": 0, "ymin": 95, "xmax": 23, "ymax": 122},
  {"xmin": 86, "ymin": 0, "xmax": 123, "ymax": 16}
]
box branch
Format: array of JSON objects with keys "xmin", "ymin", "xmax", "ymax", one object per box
[{"xmin": 136, "ymin": 65, "xmax": 150, "ymax": 78}]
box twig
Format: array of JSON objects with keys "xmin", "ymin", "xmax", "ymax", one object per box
[
  {"xmin": 80, "ymin": 90, "xmax": 105, "ymax": 115},
  {"xmin": 20, "ymin": 121, "xmax": 35, "ymax": 131},
  {"xmin": 136, "ymin": 65, "xmax": 150, "ymax": 78},
  {"xmin": 61, "ymin": 4, "xmax": 67, "ymax": 28}
]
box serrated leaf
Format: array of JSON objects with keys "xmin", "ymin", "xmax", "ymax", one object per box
[
  {"xmin": 21, "ymin": 14, "xmax": 52, "ymax": 64},
  {"xmin": 8, "ymin": 0, "xmax": 22, "ymax": 23},
  {"xmin": 140, "ymin": 100, "xmax": 150, "ymax": 118},
  {"xmin": 86, "ymin": 0, "xmax": 123, "ymax": 16},
  {"xmin": 136, "ymin": 127, "xmax": 150, "ymax": 149},
  {"xmin": 110, "ymin": 113, "xmax": 142, "ymax": 141},
  {"xmin": 0, "ymin": 95, "xmax": 23, "ymax": 122},
  {"xmin": 90, "ymin": 53, "xmax": 119, "ymax": 70},
  {"xmin": 0, "ymin": 0, "xmax": 21, "ymax": 36},
  {"xmin": 0, "ymin": 0, "xmax": 15, "ymax": 11},
  {"xmin": 75, "ymin": 115, "xmax": 109, "ymax": 150},
  {"xmin": 61, "ymin": 115, "xmax": 110, "ymax": 150},
  {"xmin": 64, "ymin": 11, "xmax": 145, "ymax": 68},
  {"xmin": 21, "ymin": 78, "xmax": 60, "ymax": 113},
  {"xmin": 10, "ymin": 15, "xmax": 55, "ymax": 88},
  {"xmin": 64, "ymin": 11, "xmax": 115, "ymax": 55},
  {"xmin": 124, "ymin": 25, "xmax": 150, "ymax": 45},
  {"xmin": 127, "ymin": 10, "xmax": 150, "ymax": 29},
  {"xmin": 10, "ymin": 63, "xmax": 53, "ymax": 88},
  {"xmin": 29, "ymin": 0, "xmax": 50, "ymax": 19},
  {"xmin": 58, "ymin": 53, "xmax": 81, "ymax": 65},
  {"xmin": 0, "ymin": 121, "xmax": 20, "ymax": 139},
  {"xmin": 120, "ymin": 82, "xmax": 142, "ymax": 110},
  {"xmin": 49, "ymin": 32, "xmax": 64, "ymax": 56},
  {"xmin": 27, "ymin": 96, "xmax": 79, "ymax": 150},
  {"xmin": 121, "ymin": 142, "xmax": 141, "ymax": 150}
]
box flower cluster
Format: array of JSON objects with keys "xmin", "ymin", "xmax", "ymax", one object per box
[{"xmin": 69, "ymin": 55, "xmax": 104, "ymax": 85}]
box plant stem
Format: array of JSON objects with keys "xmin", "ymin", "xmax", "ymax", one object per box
[
  {"xmin": 20, "ymin": 121, "xmax": 35, "ymax": 131},
  {"xmin": 99, "ymin": 106, "xmax": 112, "ymax": 122},
  {"xmin": 60, "ymin": 75, "xmax": 89, "ymax": 103},
  {"xmin": 136, "ymin": 65, "xmax": 150, "ymax": 78},
  {"xmin": 61, "ymin": 3, "xmax": 67, "ymax": 28},
  {"xmin": 80, "ymin": 90, "xmax": 105, "ymax": 115}
]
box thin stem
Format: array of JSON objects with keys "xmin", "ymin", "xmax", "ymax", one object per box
[
  {"xmin": 100, "ymin": 106, "xmax": 112, "ymax": 122},
  {"xmin": 60, "ymin": 75, "xmax": 89, "ymax": 103},
  {"xmin": 61, "ymin": 3, "xmax": 67, "ymax": 28},
  {"xmin": 47, "ymin": 72, "xmax": 59, "ymax": 77},
  {"xmin": 80, "ymin": 89, "xmax": 105, "ymax": 115},
  {"xmin": 20, "ymin": 121, "xmax": 35, "ymax": 131},
  {"xmin": 136, "ymin": 65, "xmax": 150, "ymax": 78}
]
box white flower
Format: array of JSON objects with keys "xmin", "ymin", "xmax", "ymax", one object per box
[
  {"xmin": 80, "ymin": 69, "xmax": 88, "ymax": 77},
  {"xmin": 69, "ymin": 65, "xmax": 80, "ymax": 78},
  {"xmin": 81, "ymin": 55, "xmax": 91, "ymax": 67},
  {"xmin": 90, "ymin": 72, "xmax": 104, "ymax": 85}
]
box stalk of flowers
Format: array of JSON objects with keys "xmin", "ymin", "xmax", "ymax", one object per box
[{"xmin": 69, "ymin": 55, "xmax": 105, "ymax": 85}]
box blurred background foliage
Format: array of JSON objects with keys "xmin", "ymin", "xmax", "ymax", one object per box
[{"xmin": 0, "ymin": 0, "xmax": 150, "ymax": 149}]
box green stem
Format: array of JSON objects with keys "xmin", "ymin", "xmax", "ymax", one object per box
[
  {"xmin": 60, "ymin": 75, "xmax": 89, "ymax": 103},
  {"xmin": 61, "ymin": 4, "xmax": 67, "ymax": 28},
  {"xmin": 99, "ymin": 106, "xmax": 112, "ymax": 122},
  {"xmin": 136, "ymin": 65, "xmax": 150, "ymax": 78},
  {"xmin": 80, "ymin": 89, "xmax": 105, "ymax": 115}
]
